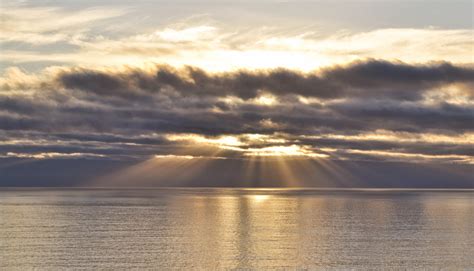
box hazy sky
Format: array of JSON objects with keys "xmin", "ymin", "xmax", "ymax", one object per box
[{"xmin": 0, "ymin": 0, "xmax": 473, "ymax": 187}]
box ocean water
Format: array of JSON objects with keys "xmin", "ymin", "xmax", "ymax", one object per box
[{"xmin": 0, "ymin": 188, "xmax": 473, "ymax": 270}]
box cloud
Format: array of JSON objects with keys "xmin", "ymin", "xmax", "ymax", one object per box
[
  {"xmin": 2, "ymin": 15, "xmax": 473, "ymax": 71},
  {"xmin": 0, "ymin": 5, "xmax": 128, "ymax": 44},
  {"xmin": 0, "ymin": 60, "xmax": 473, "ymax": 165},
  {"xmin": 54, "ymin": 60, "xmax": 474, "ymax": 101},
  {"xmin": 0, "ymin": 3, "xmax": 472, "ymax": 187},
  {"xmin": 3, "ymin": 152, "xmax": 106, "ymax": 159}
]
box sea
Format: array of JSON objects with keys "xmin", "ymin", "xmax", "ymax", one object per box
[{"xmin": 1, "ymin": 188, "xmax": 473, "ymax": 270}]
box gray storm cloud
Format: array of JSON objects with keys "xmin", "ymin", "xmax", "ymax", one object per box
[
  {"xmin": 57, "ymin": 60, "xmax": 474, "ymax": 100},
  {"xmin": 0, "ymin": 60, "xmax": 473, "ymax": 173}
]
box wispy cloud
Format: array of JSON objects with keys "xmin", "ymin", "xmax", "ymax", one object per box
[{"xmin": 2, "ymin": 11, "xmax": 473, "ymax": 70}]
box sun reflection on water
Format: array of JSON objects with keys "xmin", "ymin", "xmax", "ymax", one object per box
[{"xmin": 250, "ymin": 194, "xmax": 270, "ymax": 203}]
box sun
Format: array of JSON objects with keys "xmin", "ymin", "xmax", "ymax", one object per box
[{"xmin": 165, "ymin": 133, "xmax": 328, "ymax": 158}]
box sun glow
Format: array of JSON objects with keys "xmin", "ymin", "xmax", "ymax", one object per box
[
  {"xmin": 166, "ymin": 134, "xmax": 244, "ymax": 147},
  {"xmin": 254, "ymin": 94, "xmax": 278, "ymax": 106},
  {"xmin": 92, "ymin": 134, "xmax": 355, "ymax": 187},
  {"xmin": 165, "ymin": 133, "xmax": 328, "ymax": 158},
  {"xmin": 243, "ymin": 145, "xmax": 327, "ymax": 158}
]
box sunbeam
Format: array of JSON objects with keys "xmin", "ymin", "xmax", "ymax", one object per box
[{"xmin": 89, "ymin": 155, "xmax": 219, "ymax": 187}]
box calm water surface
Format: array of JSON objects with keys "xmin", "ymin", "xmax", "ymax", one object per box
[{"xmin": 0, "ymin": 188, "xmax": 473, "ymax": 270}]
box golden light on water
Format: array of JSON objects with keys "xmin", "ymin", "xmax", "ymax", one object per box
[{"xmin": 250, "ymin": 194, "xmax": 270, "ymax": 203}]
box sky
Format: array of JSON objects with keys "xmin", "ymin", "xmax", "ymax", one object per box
[{"xmin": 0, "ymin": 0, "xmax": 473, "ymax": 187}]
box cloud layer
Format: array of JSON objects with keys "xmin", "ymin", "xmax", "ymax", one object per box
[
  {"xmin": 1, "ymin": 4, "xmax": 473, "ymax": 71},
  {"xmin": 1, "ymin": 60, "xmax": 473, "ymax": 167},
  {"xmin": 1, "ymin": 2, "xmax": 473, "ymax": 187}
]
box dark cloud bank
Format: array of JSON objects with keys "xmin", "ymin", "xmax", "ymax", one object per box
[
  {"xmin": 58, "ymin": 60, "xmax": 474, "ymax": 100},
  {"xmin": 1, "ymin": 60, "xmax": 473, "ymax": 187}
]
